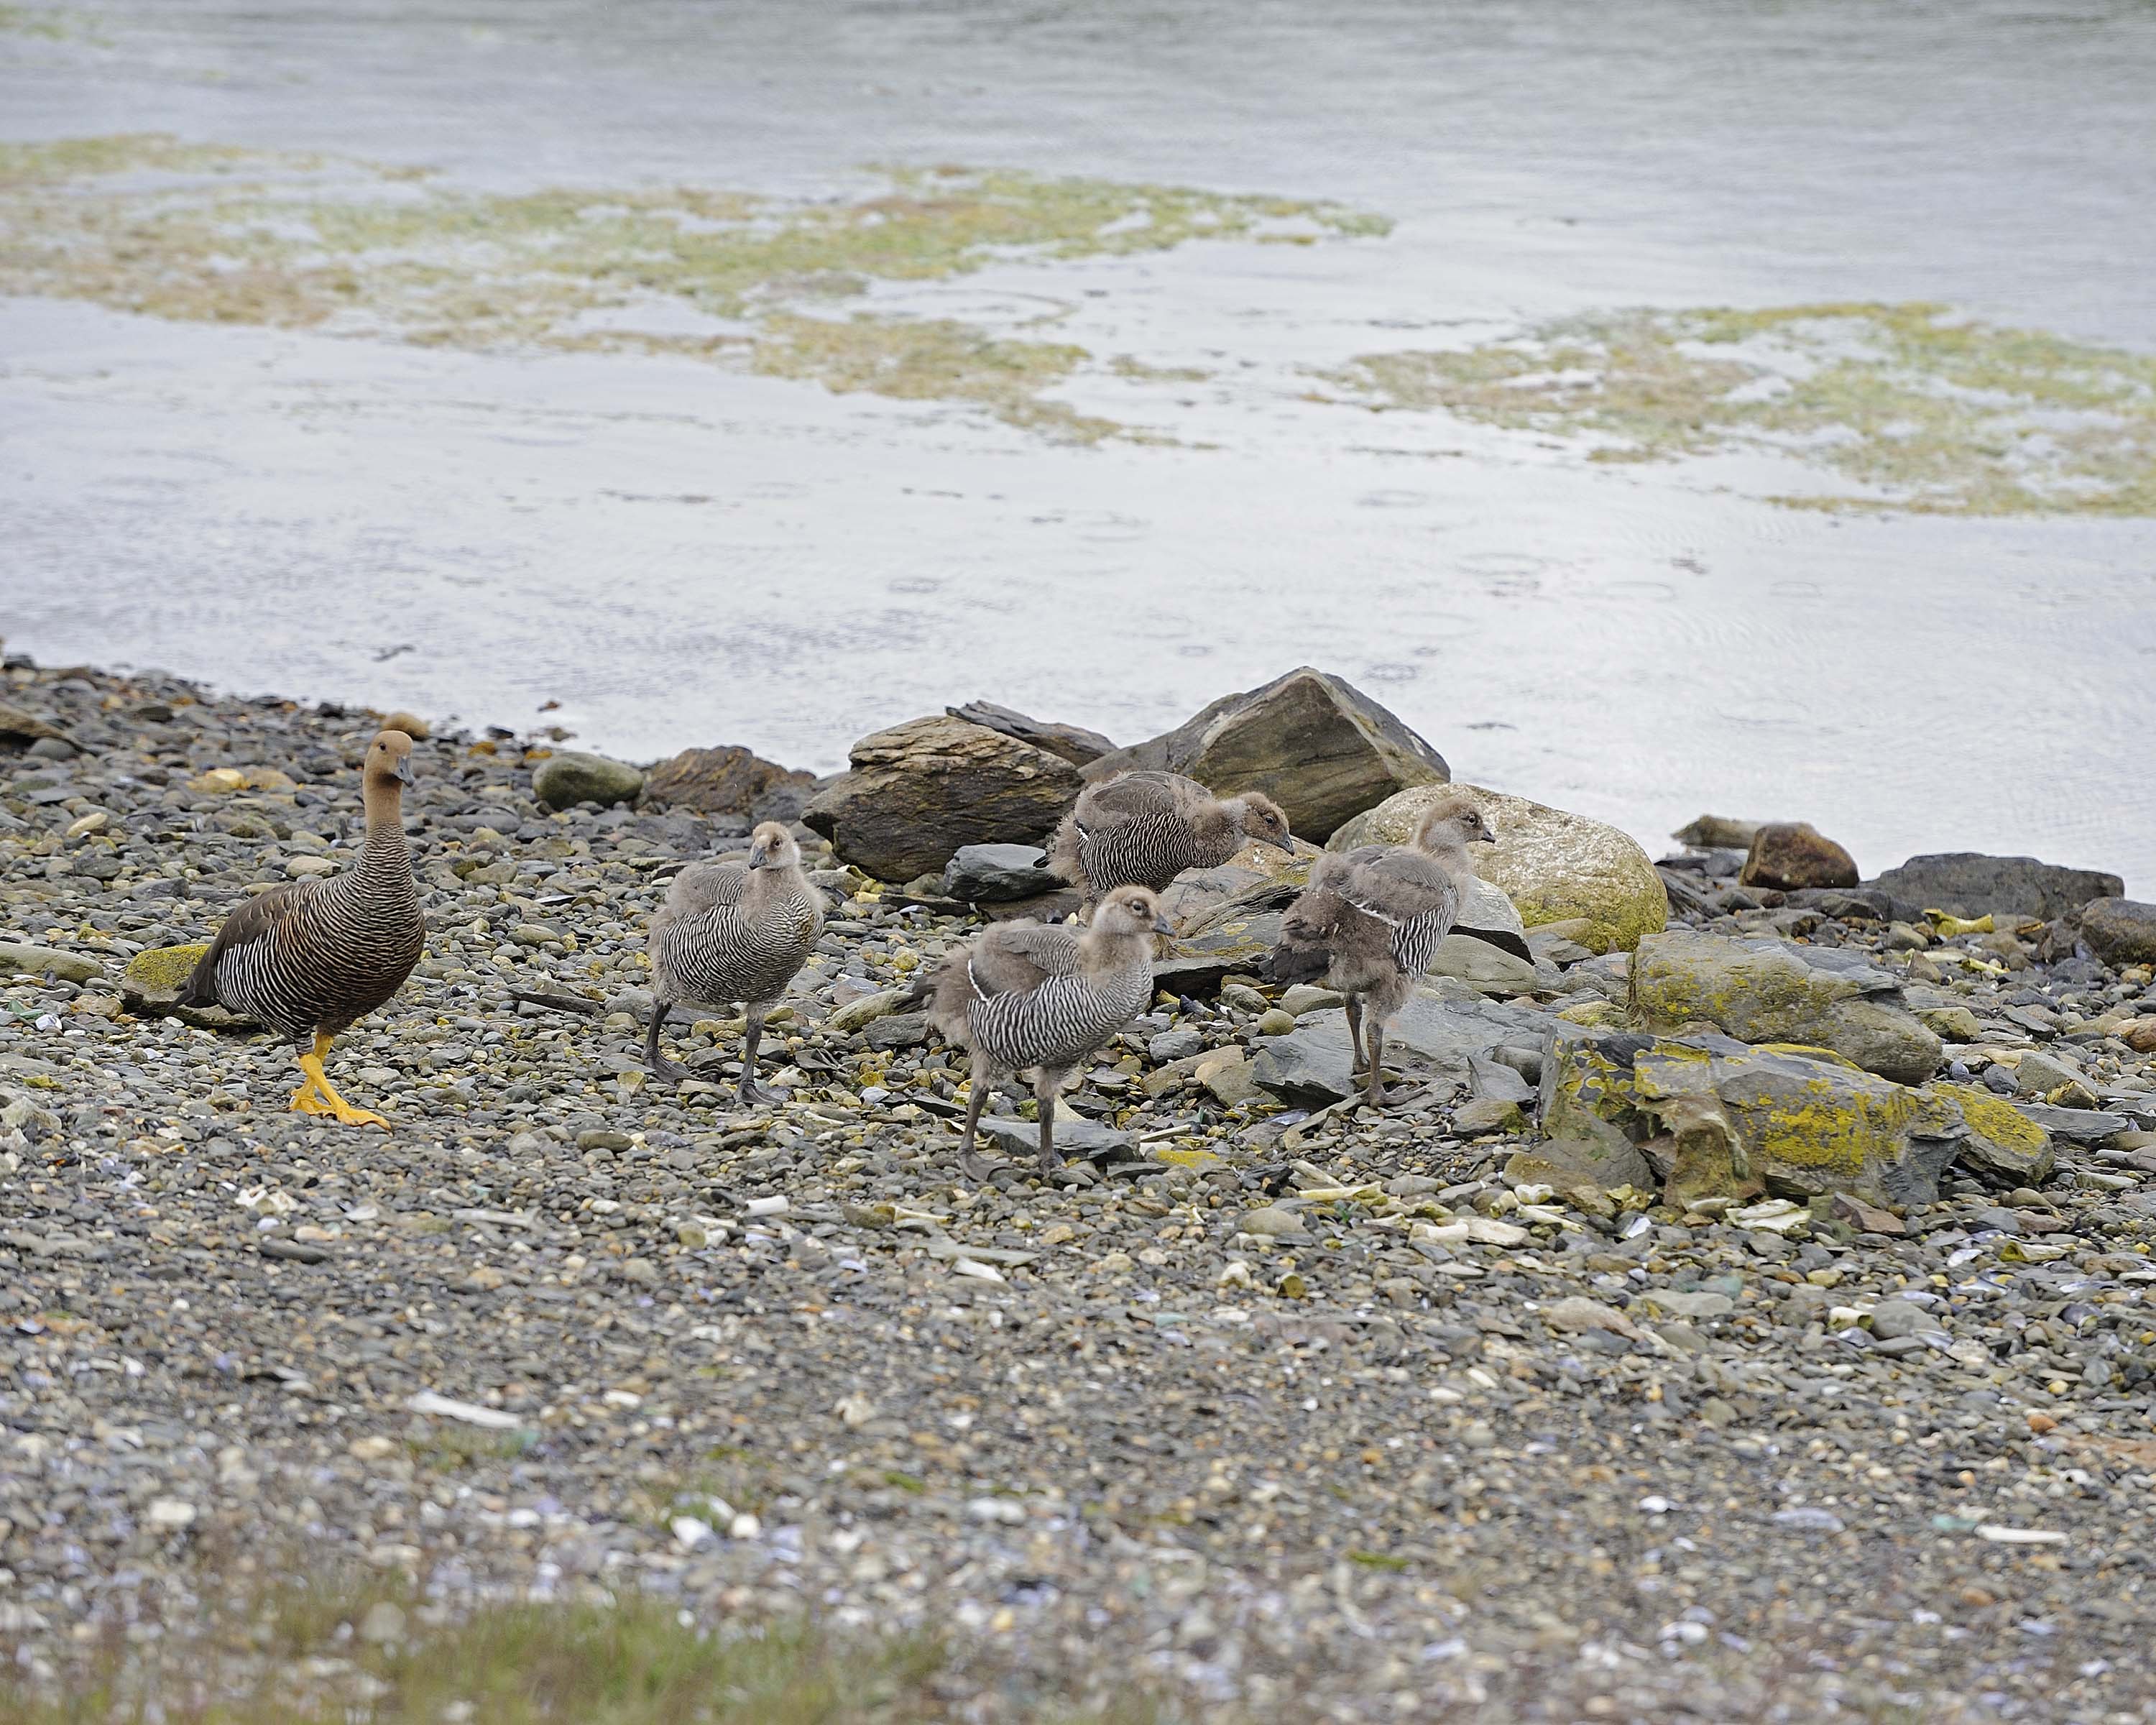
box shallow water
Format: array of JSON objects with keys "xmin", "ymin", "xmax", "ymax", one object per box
[{"xmin": 4, "ymin": 0, "xmax": 2155, "ymax": 888}]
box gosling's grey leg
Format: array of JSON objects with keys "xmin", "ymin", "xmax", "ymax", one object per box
[
  {"xmin": 1365, "ymin": 1018, "xmax": 1388, "ymax": 1109},
  {"xmin": 645, "ymin": 1000, "xmax": 689, "ymax": 1083},
  {"xmin": 958, "ymin": 1051, "xmax": 995, "ymax": 1184},
  {"xmin": 1344, "ymin": 995, "xmax": 1367, "ymax": 1075},
  {"xmin": 737, "ymin": 1003, "xmax": 781, "ymax": 1108},
  {"xmin": 1034, "ymin": 1066, "xmax": 1068, "ymax": 1175}
]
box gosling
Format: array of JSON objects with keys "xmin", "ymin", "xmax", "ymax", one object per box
[
  {"xmin": 1264, "ymin": 793, "xmax": 1526, "ymax": 1107},
  {"xmin": 645, "ymin": 821, "xmax": 824, "ymax": 1105},
  {"xmin": 928, "ymin": 883, "xmax": 1172, "ymax": 1180},
  {"xmin": 179, "ymin": 729, "xmax": 425, "ymax": 1127},
  {"xmin": 1047, "ymin": 770, "xmax": 1294, "ymax": 911}
]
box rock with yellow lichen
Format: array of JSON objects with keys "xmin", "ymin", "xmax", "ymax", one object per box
[
  {"xmin": 1628, "ymin": 927, "xmax": 1942, "ymax": 1084},
  {"xmin": 121, "ymin": 942, "xmax": 252, "ymax": 1029},
  {"xmin": 1332, "ymin": 783, "xmax": 1667, "ymax": 955},
  {"xmin": 1537, "ymin": 1024, "xmax": 2052, "ymax": 1208}
]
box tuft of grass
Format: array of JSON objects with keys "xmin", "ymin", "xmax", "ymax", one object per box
[
  {"xmin": 0, "ymin": 135, "xmax": 1385, "ymax": 443},
  {"xmin": 0, "ymin": 1577, "xmax": 1172, "ymax": 1724},
  {"xmin": 1325, "ymin": 301, "xmax": 2156, "ymax": 515}
]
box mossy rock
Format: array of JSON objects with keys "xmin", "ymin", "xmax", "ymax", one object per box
[
  {"xmin": 122, "ymin": 943, "xmax": 252, "ymax": 1029},
  {"xmin": 1539, "ymin": 1024, "xmax": 2053, "ymax": 1206},
  {"xmin": 1629, "ymin": 928, "xmax": 1942, "ymax": 1084},
  {"xmin": 125, "ymin": 943, "xmax": 209, "ymax": 993},
  {"xmin": 1332, "ymin": 783, "xmax": 1667, "ymax": 954}
]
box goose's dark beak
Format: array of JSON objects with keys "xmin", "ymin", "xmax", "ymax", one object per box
[
  {"xmin": 1152, "ymin": 914, "xmax": 1178, "ymax": 937},
  {"xmin": 1474, "ymin": 828, "xmax": 1497, "ymax": 844},
  {"xmin": 395, "ymin": 757, "xmax": 416, "ymax": 787},
  {"xmin": 748, "ymin": 840, "xmax": 770, "ymax": 869},
  {"xmin": 1266, "ymin": 833, "xmax": 1296, "ymax": 854}
]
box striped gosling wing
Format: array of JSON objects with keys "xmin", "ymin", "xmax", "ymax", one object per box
[
  {"xmin": 1078, "ymin": 809, "xmax": 1197, "ymax": 896},
  {"xmin": 651, "ymin": 870, "xmax": 821, "ymax": 1007},
  {"xmin": 966, "ymin": 956, "xmax": 1152, "ymax": 1072}
]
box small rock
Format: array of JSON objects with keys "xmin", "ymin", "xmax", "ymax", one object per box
[
  {"xmin": 1869, "ymin": 1298, "xmax": 1936, "ymax": 1340},
  {"xmin": 1281, "ymin": 985, "xmax": 1342, "ymax": 1015},
  {"xmin": 1238, "ymin": 1207, "xmax": 1309, "ymax": 1238},
  {"xmin": 943, "ymin": 843, "xmax": 1055, "ymax": 903},
  {"xmin": 532, "ymin": 750, "xmax": 645, "ymax": 811},
  {"xmin": 1740, "ymin": 822, "xmax": 1858, "ymax": 892},
  {"xmin": 1452, "ymin": 1097, "xmax": 1524, "ymax": 1135},
  {"xmin": 358, "ymin": 1602, "xmax": 407, "ymax": 1645},
  {"xmin": 1254, "ymin": 1008, "xmax": 1297, "ymax": 1036},
  {"xmin": 0, "ymin": 942, "xmax": 103, "ymax": 984}
]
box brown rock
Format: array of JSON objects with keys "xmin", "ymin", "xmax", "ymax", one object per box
[
  {"xmin": 2125, "ymin": 1018, "xmax": 2156, "ymax": 1054},
  {"xmin": 801, "ymin": 714, "xmax": 1084, "ymax": 882},
  {"xmin": 643, "ymin": 745, "xmax": 816, "ymax": 822},
  {"xmin": 1080, "ymin": 666, "xmax": 1447, "ymax": 842},
  {"xmin": 1829, "ymin": 1192, "xmax": 1906, "ymax": 1236},
  {"xmin": 1740, "ymin": 822, "xmax": 1858, "ymax": 891},
  {"xmin": 945, "ymin": 701, "xmax": 1115, "ymax": 768},
  {"xmin": 0, "ymin": 701, "xmax": 81, "ymax": 750},
  {"xmin": 2081, "ymin": 898, "xmax": 2156, "ymax": 968}
]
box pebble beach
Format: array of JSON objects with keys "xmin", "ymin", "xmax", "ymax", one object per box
[{"xmin": 7, "ymin": 653, "xmax": 2156, "ymax": 1721}]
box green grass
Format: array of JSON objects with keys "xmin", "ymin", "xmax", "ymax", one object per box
[
  {"xmin": 0, "ymin": 1578, "xmax": 1173, "ymax": 1724},
  {"xmin": 1325, "ymin": 301, "xmax": 2156, "ymax": 515}
]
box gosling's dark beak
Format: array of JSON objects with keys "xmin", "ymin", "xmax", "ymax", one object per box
[
  {"xmin": 1474, "ymin": 828, "xmax": 1497, "ymax": 844},
  {"xmin": 395, "ymin": 756, "xmax": 417, "ymax": 787},
  {"xmin": 748, "ymin": 840, "xmax": 770, "ymax": 869},
  {"xmin": 1266, "ymin": 833, "xmax": 1296, "ymax": 854},
  {"xmin": 1152, "ymin": 914, "xmax": 1177, "ymax": 937}
]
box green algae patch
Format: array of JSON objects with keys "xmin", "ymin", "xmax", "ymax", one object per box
[
  {"xmin": 750, "ymin": 313, "xmax": 1120, "ymax": 443},
  {"xmin": 0, "ymin": 135, "xmax": 1387, "ymax": 441},
  {"xmin": 1326, "ymin": 302, "xmax": 2156, "ymax": 516}
]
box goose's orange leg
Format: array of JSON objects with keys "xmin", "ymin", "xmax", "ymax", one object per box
[{"xmin": 292, "ymin": 1033, "xmax": 388, "ymax": 1128}]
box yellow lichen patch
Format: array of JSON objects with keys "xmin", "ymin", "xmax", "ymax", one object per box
[
  {"xmin": 124, "ymin": 942, "xmax": 208, "ymax": 993},
  {"xmin": 1326, "ymin": 302, "xmax": 2156, "ymax": 516},
  {"xmin": 0, "ymin": 136, "xmax": 1388, "ymax": 441}
]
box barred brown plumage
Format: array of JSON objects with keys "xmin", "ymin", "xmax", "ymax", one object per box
[
  {"xmin": 180, "ymin": 729, "xmax": 425, "ymax": 1127},
  {"xmin": 645, "ymin": 820, "xmax": 824, "ymax": 1105},
  {"xmin": 1047, "ymin": 770, "xmax": 1293, "ymax": 912},
  {"xmin": 926, "ymin": 884, "xmax": 1172, "ymax": 1179},
  {"xmin": 1263, "ymin": 791, "xmax": 1497, "ymax": 1108}
]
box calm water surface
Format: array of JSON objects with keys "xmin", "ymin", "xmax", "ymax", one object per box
[{"xmin": 4, "ymin": 1, "xmax": 2154, "ymax": 887}]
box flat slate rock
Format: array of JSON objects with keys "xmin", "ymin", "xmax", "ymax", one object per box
[{"xmin": 2014, "ymin": 1103, "xmax": 2132, "ymax": 1143}]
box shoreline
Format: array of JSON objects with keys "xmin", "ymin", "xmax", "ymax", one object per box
[{"xmin": 5, "ymin": 652, "xmax": 2156, "ymax": 1720}]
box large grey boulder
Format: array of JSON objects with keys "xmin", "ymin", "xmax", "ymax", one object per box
[
  {"xmin": 1866, "ymin": 852, "xmax": 2123, "ymax": 921},
  {"xmin": 1081, "ymin": 666, "xmax": 1448, "ymax": 842},
  {"xmin": 1250, "ymin": 983, "xmax": 1552, "ymax": 1105},
  {"xmin": 2081, "ymin": 898, "xmax": 2156, "ymax": 968},
  {"xmin": 1628, "ymin": 927, "xmax": 1942, "ymax": 1085},
  {"xmin": 802, "ymin": 714, "xmax": 1083, "ymax": 883},
  {"xmin": 532, "ymin": 750, "xmax": 645, "ymax": 811},
  {"xmin": 1430, "ymin": 875, "xmax": 1539, "ymax": 993},
  {"xmin": 941, "ymin": 844, "xmax": 1054, "ymax": 903},
  {"xmin": 1539, "ymin": 1024, "xmax": 2053, "ymax": 1207}
]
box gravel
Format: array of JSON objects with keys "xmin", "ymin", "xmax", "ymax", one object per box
[{"xmin": 5, "ymin": 658, "xmax": 2156, "ymax": 1720}]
